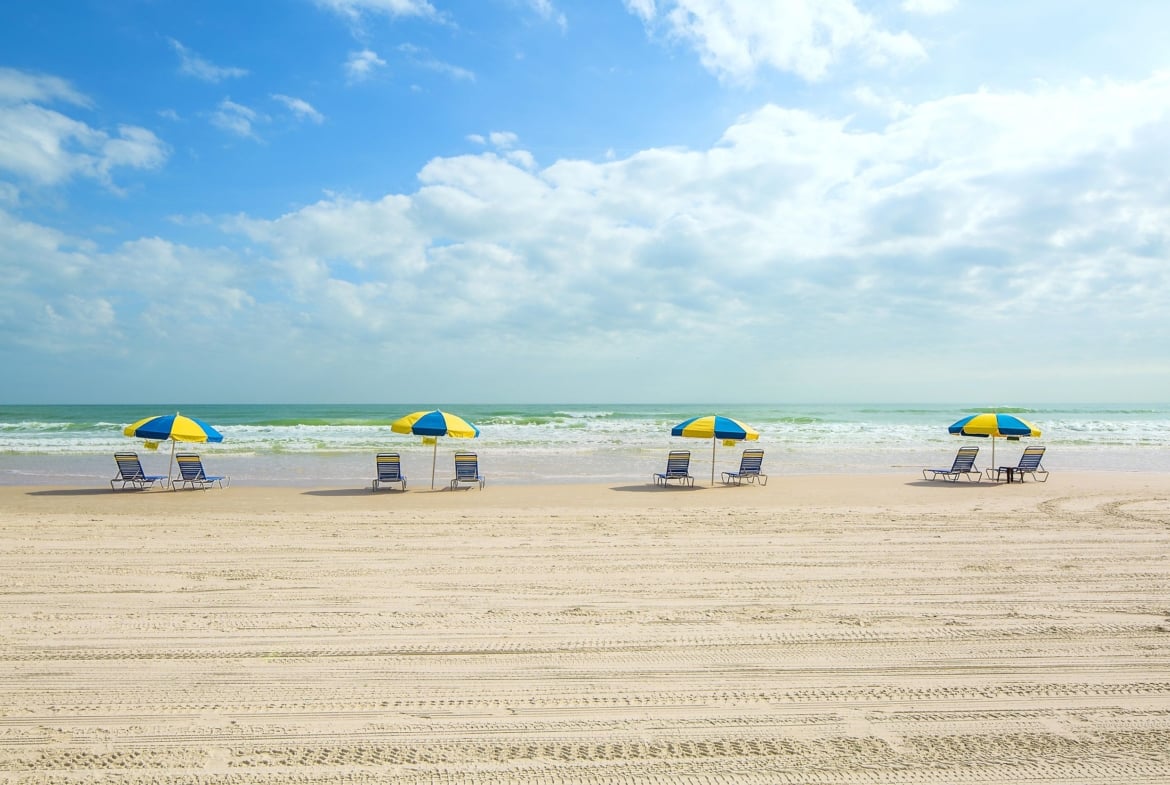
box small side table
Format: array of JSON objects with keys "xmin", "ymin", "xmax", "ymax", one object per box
[{"xmin": 1002, "ymin": 467, "xmax": 1016, "ymax": 483}]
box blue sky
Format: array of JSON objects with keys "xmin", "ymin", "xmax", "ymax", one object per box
[{"xmin": 2, "ymin": 0, "xmax": 1169, "ymax": 404}]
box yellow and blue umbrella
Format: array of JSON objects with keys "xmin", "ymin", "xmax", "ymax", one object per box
[
  {"xmin": 671, "ymin": 415, "xmax": 760, "ymax": 486},
  {"xmin": 948, "ymin": 412, "xmax": 1040, "ymax": 469},
  {"xmin": 123, "ymin": 412, "xmax": 224, "ymax": 484},
  {"xmin": 391, "ymin": 409, "xmax": 480, "ymax": 488}
]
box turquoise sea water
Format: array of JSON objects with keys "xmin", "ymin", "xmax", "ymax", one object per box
[{"xmin": 1, "ymin": 403, "xmax": 1168, "ymax": 486}]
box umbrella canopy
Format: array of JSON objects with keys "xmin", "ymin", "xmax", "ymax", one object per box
[
  {"xmin": 948, "ymin": 412, "xmax": 1040, "ymax": 470},
  {"xmin": 672, "ymin": 415, "xmax": 759, "ymax": 441},
  {"xmin": 391, "ymin": 410, "xmax": 479, "ymax": 488},
  {"xmin": 124, "ymin": 413, "xmax": 224, "ymax": 443},
  {"xmin": 671, "ymin": 415, "xmax": 760, "ymax": 486},
  {"xmin": 391, "ymin": 410, "xmax": 480, "ymax": 439},
  {"xmin": 123, "ymin": 412, "xmax": 224, "ymax": 484}
]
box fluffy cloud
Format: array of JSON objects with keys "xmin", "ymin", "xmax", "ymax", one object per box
[
  {"xmin": 901, "ymin": 0, "xmax": 957, "ymax": 14},
  {"xmin": 169, "ymin": 39, "xmax": 248, "ymax": 83},
  {"xmin": 0, "ymin": 67, "xmax": 91, "ymax": 107},
  {"xmin": 210, "ymin": 99, "xmax": 265, "ymax": 139},
  {"xmin": 346, "ymin": 49, "xmax": 387, "ymax": 82},
  {"xmin": 397, "ymin": 44, "xmax": 475, "ymax": 82},
  {"xmin": 0, "ymin": 72, "xmax": 167, "ymax": 188},
  {"xmin": 272, "ymin": 94, "xmax": 325, "ymax": 124},
  {"xmin": 626, "ymin": 0, "xmax": 926, "ymax": 81},
  {"xmin": 221, "ymin": 75, "xmax": 1164, "ymax": 352},
  {"xmin": 526, "ymin": 0, "xmax": 568, "ymax": 30},
  {"xmin": 315, "ymin": 0, "xmax": 437, "ymax": 21},
  {"xmin": 5, "ymin": 72, "xmax": 1170, "ymax": 399}
]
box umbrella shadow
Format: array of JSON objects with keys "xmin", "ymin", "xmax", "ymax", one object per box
[
  {"xmin": 302, "ymin": 487, "xmax": 456, "ymax": 497},
  {"xmin": 302, "ymin": 488, "xmax": 395, "ymax": 497},
  {"xmin": 906, "ymin": 480, "xmax": 994, "ymax": 488},
  {"xmin": 610, "ymin": 484, "xmax": 706, "ymax": 493}
]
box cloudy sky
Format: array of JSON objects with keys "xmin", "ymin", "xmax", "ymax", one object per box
[{"xmin": 2, "ymin": 1, "xmax": 1169, "ymax": 404}]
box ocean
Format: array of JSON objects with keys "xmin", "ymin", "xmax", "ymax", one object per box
[{"xmin": 1, "ymin": 403, "xmax": 1168, "ymax": 487}]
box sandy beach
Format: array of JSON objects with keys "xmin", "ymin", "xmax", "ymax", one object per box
[{"xmin": 2, "ymin": 472, "xmax": 1169, "ymax": 783}]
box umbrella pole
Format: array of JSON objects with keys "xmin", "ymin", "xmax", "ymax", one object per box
[
  {"xmin": 431, "ymin": 438, "xmax": 438, "ymax": 490},
  {"xmin": 711, "ymin": 438, "xmax": 716, "ymax": 486},
  {"xmin": 167, "ymin": 439, "xmax": 176, "ymax": 489}
]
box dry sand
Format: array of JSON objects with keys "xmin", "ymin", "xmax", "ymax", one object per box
[{"xmin": 2, "ymin": 472, "xmax": 1169, "ymax": 783}]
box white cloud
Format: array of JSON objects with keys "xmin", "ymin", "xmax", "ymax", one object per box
[
  {"xmin": 851, "ymin": 85, "xmax": 910, "ymax": 117},
  {"xmin": 0, "ymin": 73, "xmax": 168, "ymax": 188},
  {"xmin": 99, "ymin": 125, "xmax": 169, "ymax": 176},
  {"xmin": 224, "ymin": 72, "xmax": 1170, "ymax": 395},
  {"xmin": 397, "ymin": 44, "xmax": 475, "ymax": 82},
  {"xmin": 0, "ymin": 67, "xmax": 92, "ymax": 107},
  {"xmin": 168, "ymin": 39, "xmax": 248, "ymax": 83},
  {"xmin": 627, "ymin": 0, "xmax": 926, "ymax": 82},
  {"xmin": 272, "ymin": 94, "xmax": 325, "ymax": 124},
  {"xmin": 624, "ymin": 0, "xmax": 656, "ymax": 21},
  {"xmin": 506, "ymin": 150, "xmax": 537, "ymax": 169},
  {"xmin": 901, "ymin": 0, "xmax": 958, "ymax": 14},
  {"xmin": 314, "ymin": 0, "xmax": 437, "ymax": 21},
  {"xmin": 488, "ymin": 131, "xmax": 519, "ymax": 148},
  {"xmin": 5, "ymin": 71, "xmax": 1170, "ymax": 399},
  {"xmin": 527, "ymin": 0, "xmax": 568, "ymax": 30},
  {"xmin": 0, "ymin": 210, "xmax": 256, "ymax": 359},
  {"xmin": 210, "ymin": 99, "xmax": 265, "ymax": 139},
  {"xmin": 346, "ymin": 49, "xmax": 387, "ymax": 82}
]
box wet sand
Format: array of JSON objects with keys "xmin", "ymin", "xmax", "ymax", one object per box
[{"xmin": 1, "ymin": 472, "xmax": 1169, "ymax": 783}]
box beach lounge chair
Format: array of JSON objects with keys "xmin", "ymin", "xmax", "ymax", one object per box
[
  {"xmin": 721, "ymin": 448, "xmax": 767, "ymax": 486},
  {"xmin": 371, "ymin": 452, "xmax": 407, "ymax": 491},
  {"xmin": 110, "ymin": 452, "xmax": 168, "ymax": 491},
  {"xmin": 989, "ymin": 445, "xmax": 1049, "ymax": 483},
  {"xmin": 654, "ymin": 450, "xmax": 694, "ymax": 487},
  {"xmin": 450, "ymin": 452, "xmax": 485, "ymax": 490},
  {"xmin": 922, "ymin": 446, "xmax": 981, "ymax": 482},
  {"xmin": 173, "ymin": 453, "xmax": 229, "ymax": 490}
]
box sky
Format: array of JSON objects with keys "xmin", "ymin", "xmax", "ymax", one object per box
[{"xmin": 2, "ymin": 0, "xmax": 1169, "ymax": 404}]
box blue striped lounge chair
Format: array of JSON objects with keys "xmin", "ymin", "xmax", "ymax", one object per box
[
  {"xmin": 989, "ymin": 445, "xmax": 1049, "ymax": 482},
  {"xmin": 922, "ymin": 446, "xmax": 981, "ymax": 482},
  {"xmin": 654, "ymin": 450, "xmax": 694, "ymax": 487},
  {"xmin": 110, "ymin": 452, "xmax": 168, "ymax": 491},
  {"xmin": 372, "ymin": 452, "xmax": 407, "ymax": 491},
  {"xmin": 722, "ymin": 448, "xmax": 767, "ymax": 486},
  {"xmin": 174, "ymin": 453, "xmax": 229, "ymax": 490},
  {"xmin": 450, "ymin": 452, "xmax": 485, "ymax": 490}
]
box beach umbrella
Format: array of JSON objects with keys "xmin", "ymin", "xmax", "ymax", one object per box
[
  {"xmin": 671, "ymin": 414, "xmax": 759, "ymax": 486},
  {"xmin": 391, "ymin": 409, "xmax": 480, "ymax": 489},
  {"xmin": 948, "ymin": 412, "xmax": 1040, "ymax": 471},
  {"xmin": 123, "ymin": 412, "xmax": 224, "ymax": 484}
]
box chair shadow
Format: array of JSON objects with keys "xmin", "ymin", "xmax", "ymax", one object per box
[
  {"xmin": 27, "ymin": 488, "xmax": 152, "ymax": 497},
  {"xmin": 906, "ymin": 480, "xmax": 994, "ymax": 488}
]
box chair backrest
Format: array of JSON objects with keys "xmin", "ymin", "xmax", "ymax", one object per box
[
  {"xmin": 376, "ymin": 453, "xmax": 403, "ymax": 480},
  {"xmin": 952, "ymin": 446, "xmax": 979, "ymax": 471},
  {"xmin": 175, "ymin": 454, "xmax": 205, "ymax": 480},
  {"xmin": 1018, "ymin": 446, "xmax": 1045, "ymax": 469},
  {"xmin": 114, "ymin": 452, "xmax": 145, "ymax": 479},
  {"xmin": 454, "ymin": 452, "xmax": 479, "ymax": 480},
  {"xmin": 665, "ymin": 450, "xmax": 691, "ymax": 475},
  {"xmin": 739, "ymin": 449, "xmax": 764, "ymax": 474}
]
